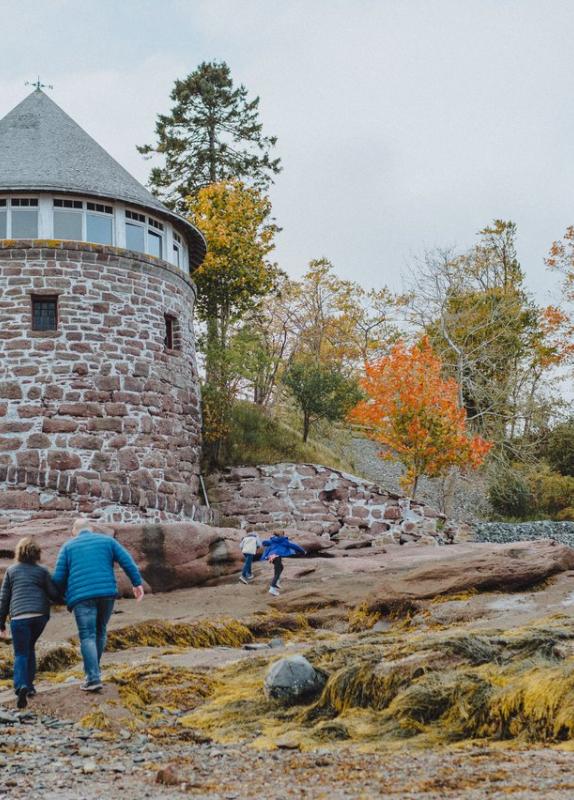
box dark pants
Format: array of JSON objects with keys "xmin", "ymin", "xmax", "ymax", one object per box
[
  {"xmin": 73, "ymin": 596, "xmax": 115, "ymax": 684},
  {"xmin": 241, "ymin": 553, "xmax": 254, "ymax": 579},
  {"xmin": 10, "ymin": 615, "xmax": 48, "ymax": 692},
  {"xmin": 271, "ymin": 557, "xmax": 283, "ymax": 588}
]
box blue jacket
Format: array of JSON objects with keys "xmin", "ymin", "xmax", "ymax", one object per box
[
  {"xmin": 52, "ymin": 530, "xmax": 142, "ymax": 609},
  {"xmin": 261, "ymin": 535, "xmax": 306, "ymax": 561}
]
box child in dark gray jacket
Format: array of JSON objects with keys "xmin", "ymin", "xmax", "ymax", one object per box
[{"xmin": 0, "ymin": 538, "xmax": 61, "ymax": 709}]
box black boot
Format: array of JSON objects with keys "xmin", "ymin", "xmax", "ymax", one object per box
[{"xmin": 17, "ymin": 687, "xmax": 28, "ymax": 709}]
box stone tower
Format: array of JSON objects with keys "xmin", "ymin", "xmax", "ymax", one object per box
[{"xmin": 0, "ymin": 89, "xmax": 207, "ymax": 523}]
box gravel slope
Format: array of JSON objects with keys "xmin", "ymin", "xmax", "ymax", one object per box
[{"xmin": 349, "ymin": 437, "xmax": 490, "ymax": 522}]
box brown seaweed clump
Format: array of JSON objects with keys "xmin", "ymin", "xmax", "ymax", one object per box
[
  {"xmin": 105, "ymin": 618, "xmax": 253, "ymax": 651},
  {"xmin": 178, "ymin": 616, "xmax": 574, "ymax": 750}
]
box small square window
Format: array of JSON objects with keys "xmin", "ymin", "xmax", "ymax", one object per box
[{"xmin": 31, "ymin": 295, "xmax": 58, "ymax": 332}]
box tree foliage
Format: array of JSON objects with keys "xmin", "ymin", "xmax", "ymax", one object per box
[
  {"xmin": 189, "ymin": 180, "xmax": 279, "ymax": 463},
  {"xmin": 283, "ymin": 359, "xmax": 362, "ymax": 442},
  {"xmin": 139, "ymin": 61, "xmax": 281, "ymax": 211},
  {"xmin": 351, "ymin": 337, "xmax": 491, "ymax": 497},
  {"xmin": 546, "ymin": 419, "xmax": 574, "ymax": 477},
  {"xmin": 409, "ymin": 221, "xmax": 571, "ymax": 452},
  {"xmin": 189, "ymin": 180, "xmax": 279, "ymax": 333},
  {"xmin": 234, "ymin": 259, "xmax": 402, "ymax": 407}
]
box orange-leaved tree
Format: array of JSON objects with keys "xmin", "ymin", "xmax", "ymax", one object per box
[{"xmin": 350, "ymin": 337, "xmax": 492, "ymax": 498}]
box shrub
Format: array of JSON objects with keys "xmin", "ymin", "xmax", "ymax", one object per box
[
  {"xmin": 526, "ymin": 465, "xmax": 574, "ymax": 517},
  {"xmin": 488, "ymin": 467, "xmax": 532, "ymax": 517},
  {"xmin": 547, "ymin": 420, "xmax": 574, "ymax": 477},
  {"xmin": 555, "ymin": 507, "xmax": 574, "ymax": 521}
]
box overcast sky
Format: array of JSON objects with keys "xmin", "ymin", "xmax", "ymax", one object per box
[{"xmin": 0, "ymin": 0, "xmax": 572, "ymax": 301}]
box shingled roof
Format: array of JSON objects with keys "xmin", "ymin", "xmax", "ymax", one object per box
[{"xmin": 0, "ymin": 89, "xmax": 206, "ymax": 267}]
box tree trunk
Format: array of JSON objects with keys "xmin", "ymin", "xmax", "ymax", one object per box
[
  {"xmin": 205, "ymin": 316, "xmax": 219, "ymax": 384},
  {"xmin": 410, "ymin": 474, "xmax": 419, "ymax": 500},
  {"xmin": 208, "ymin": 122, "xmax": 217, "ymax": 183},
  {"xmin": 303, "ymin": 414, "xmax": 310, "ymax": 443}
]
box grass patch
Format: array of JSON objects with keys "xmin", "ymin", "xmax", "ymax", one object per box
[{"xmin": 215, "ymin": 401, "xmax": 354, "ymax": 471}]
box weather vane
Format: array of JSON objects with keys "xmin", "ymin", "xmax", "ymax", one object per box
[{"xmin": 25, "ymin": 76, "xmax": 53, "ymax": 91}]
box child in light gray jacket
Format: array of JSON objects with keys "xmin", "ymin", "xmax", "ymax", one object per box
[{"xmin": 239, "ymin": 533, "xmax": 262, "ymax": 584}]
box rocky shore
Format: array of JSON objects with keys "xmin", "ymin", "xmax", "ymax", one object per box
[{"xmin": 3, "ymin": 517, "xmax": 574, "ymax": 798}]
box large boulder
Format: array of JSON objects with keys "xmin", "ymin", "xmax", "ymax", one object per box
[{"xmin": 264, "ymin": 655, "xmax": 326, "ymax": 705}]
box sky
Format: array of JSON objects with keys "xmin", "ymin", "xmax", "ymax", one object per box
[{"xmin": 0, "ymin": 0, "xmax": 572, "ymax": 302}]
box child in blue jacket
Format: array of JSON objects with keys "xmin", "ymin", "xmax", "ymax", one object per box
[{"xmin": 261, "ymin": 533, "xmax": 306, "ymax": 596}]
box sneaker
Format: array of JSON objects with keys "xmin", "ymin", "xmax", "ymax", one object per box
[
  {"xmin": 80, "ymin": 681, "xmax": 103, "ymax": 692},
  {"xmin": 239, "ymin": 576, "xmax": 249, "ymax": 585},
  {"xmin": 246, "ymin": 575, "xmax": 255, "ymax": 582},
  {"xmin": 17, "ymin": 687, "xmax": 28, "ymax": 709},
  {"xmin": 275, "ymin": 581, "xmax": 282, "ymax": 589},
  {"xmin": 268, "ymin": 586, "xmax": 280, "ymax": 596}
]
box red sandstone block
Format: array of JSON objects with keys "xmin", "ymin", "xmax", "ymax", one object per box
[
  {"xmin": 69, "ymin": 434, "xmax": 103, "ymax": 451},
  {"xmin": 104, "ymin": 402, "xmax": 128, "ymax": 416},
  {"xmin": 0, "ymin": 436, "xmax": 22, "ymax": 451},
  {"xmin": 88, "ymin": 418, "xmax": 123, "ymax": 432},
  {"xmin": 58, "ymin": 402, "xmax": 103, "ymax": 417},
  {"xmin": 0, "ymin": 382, "xmax": 22, "ymax": 400},
  {"xmin": 0, "ymin": 490, "xmax": 39, "ymax": 510},
  {"xmin": 16, "ymin": 450, "xmax": 40, "ymax": 468},
  {"xmin": 42, "ymin": 418, "xmax": 78, "ymax": 433},
  {"xmin": 0, "ymin": 421, "xmax": 32, "ymax": 434},
  {"xmin": 47, "ymin": 451, "xmax": 81, "ymax": 470}
]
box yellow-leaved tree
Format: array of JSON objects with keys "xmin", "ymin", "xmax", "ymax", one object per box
[{"xmin": 187, "ymin": 180, "xmax": 279, "ymax": 462}]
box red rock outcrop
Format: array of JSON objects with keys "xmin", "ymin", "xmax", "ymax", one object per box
[{"xmin": 0, "ymin": 517, "xmax": 331, "ymax": 593}]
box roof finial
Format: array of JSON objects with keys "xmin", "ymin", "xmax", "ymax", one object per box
[{"xmin": 25, "ymin": 76, "xmax": 53, "ymax": 92}]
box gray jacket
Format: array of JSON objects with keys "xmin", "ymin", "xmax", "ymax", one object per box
[{"xmin": 0, "ymin": 563, "xmax": 61, "ymax": 630}]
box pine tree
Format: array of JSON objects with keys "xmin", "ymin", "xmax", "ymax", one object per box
[{"xmin": 138, "ymin": 61, "xmax": 281, "ymax": 211}]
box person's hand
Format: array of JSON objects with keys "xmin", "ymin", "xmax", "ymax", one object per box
[
  {"xmin": 133, "ymin": 585, "xmax": 144, "ymax": 602},
  {"xmin": 0, "ymin": 628, "xmax": 9, "ymax": 640}
]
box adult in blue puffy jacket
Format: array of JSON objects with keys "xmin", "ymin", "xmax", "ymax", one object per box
[
  {"xmin": 52, "ymin": 518, "xmax": 144, "ymax": 692},
  {"xmin": 261, "ymin": 533, "xmax": 306, "ymax": 597}
]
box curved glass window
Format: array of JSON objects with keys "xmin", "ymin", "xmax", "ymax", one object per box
[
  {"xmin": 54, "ymin": 199, "xmax": 83, "ymax": 239},
  {"xmin": 0, "ymin": 194, "xmax": 187, "ymax": 270},
  {"xmin": 87, "ymin": 213, "xmax": 113, "ymax": 244},
  {"xmin": 11, "ymin": 198, "xmax": 38, "ymax": 238},
  {"xmin": 126, "ymin": 209, "xmax": 164, "ymax": 259},
  {"xmin": 148, "ymin": 229, "xmax": 162, "ymax": 259}
]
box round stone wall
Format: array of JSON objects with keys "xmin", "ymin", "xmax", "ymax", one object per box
[{"xmin": 0, "ymin": 240, "xmax": 202, "ymax": 522}]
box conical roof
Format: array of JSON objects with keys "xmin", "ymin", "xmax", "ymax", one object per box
[{"xmin": 0, "ymin": 89, "xmax": 205, "ymax": 267}]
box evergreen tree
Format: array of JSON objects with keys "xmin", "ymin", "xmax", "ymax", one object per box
[{"xmin": 138, "ymin": 61, "xmax": 281, "ymax": 210}]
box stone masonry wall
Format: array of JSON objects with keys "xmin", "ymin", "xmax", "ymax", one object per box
[
  {"xmin": 209, "ymin": 463, "xmax": 456, "ymax": 545},
  {"xmin": 0, "ymin": 240, "xmax": 203, "ymax": 523}
]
